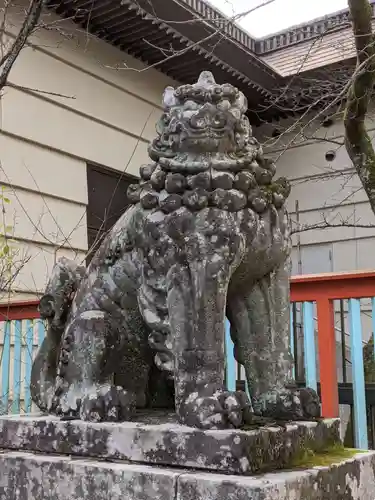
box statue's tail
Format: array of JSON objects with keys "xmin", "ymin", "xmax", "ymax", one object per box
[
  {"xmin": 30, "ymin": 327, "xmax": 62, "ymax": 412},
  {"xmin": 30, "ymin": 257, "xmax": 85, "ymax": 413}
]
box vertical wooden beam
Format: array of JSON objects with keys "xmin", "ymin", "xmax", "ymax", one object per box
[
  {"xmin": 372, "ymin": 298, "xmax": 375, "ymax": 360},
  {"xmin": 349, "ymin": 298, "xmax": 368, "ymax": 449},
  {"xmin": 316, "ymin": 297, "xmax": 339, "ymax": 418},
  {"xmin": 225, "ymin": 318, "xmax": 236, "ymax": 391},
  {"xmin": 303, "ymin": 301, "xmax": 318, "ymax": 392}
]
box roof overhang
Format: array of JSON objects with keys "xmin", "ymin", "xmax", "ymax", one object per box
[
  {"xmin": 46, "ymin": 0, "xmax": 367, "ymax": 123},
  {"xmin": 47, "ymin": 0, "xmax": 285, "ymax": 123}
]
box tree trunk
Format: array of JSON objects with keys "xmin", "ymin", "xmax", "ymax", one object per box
[{"xmin": 344, "ymin": 0, "xmax": 375, "ymax": 215}]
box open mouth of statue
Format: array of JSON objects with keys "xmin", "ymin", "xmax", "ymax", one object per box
[{"xmin": 187, "ymin": 128, "xmax": 226, "ymax": 139}]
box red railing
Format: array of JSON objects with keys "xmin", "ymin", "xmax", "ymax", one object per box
[
  {"xmin": 2, "ymin": 271, "xmax": 375, "ymax": 427},
  {"xmin": 291, "ymin": 270, "xmax": 375, "ymax": 419},
  {"xmin": 0, "ymin": 300, "xmax": 40, "ymax": 321}
]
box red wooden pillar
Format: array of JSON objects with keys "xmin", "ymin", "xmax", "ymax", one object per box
[{"xmin": 316, "ymin": 296, "xmax": 339, "ymax": 418}]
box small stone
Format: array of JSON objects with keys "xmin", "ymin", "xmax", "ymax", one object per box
[
  {"xmin": 211, "ymin": 171, "xmax": 234, "ymax": 190},
  {"xmin": 186, "ymin": 171, "xmax": 211, "ymax": 190},
  {"xmin": 183, "ymin": 188, "xmax": 209, "ymax": 211},
  {"xmin": 233, "ymin": 171, "xmax": 256, "ymax": 192},
  {"xmin": 140, "ymin": 164, "xmax": 157, "ymax": 181},
  {"xmin": 127, "ymin": 184, "xmax": 141, "ymax": 203},
  {"xmin": 140, "ymin": 189, "xmax": 158, "ymax": 209},
  {"xmin": 165, "ymin": 173, "xmax": 186, "ymax": 193},
  {"xmin": 150, "ymin": 166, "xmax": 167, "ymax": 191},
  {"xmin": 159, "ymin": 192, "xmax": 182, "ymax": 213}
]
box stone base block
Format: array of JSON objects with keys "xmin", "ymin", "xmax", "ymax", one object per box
[
  {"xmin": 1, "ymin": 450, "xmax": 375, "ymax": 500},
  {"xmin": 0, "ymin": 413, "xmax": 340, "ymax": 475}
]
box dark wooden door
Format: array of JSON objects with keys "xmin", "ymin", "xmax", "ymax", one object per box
[{"xmin": 86, "ymin": 163, "xmax": 137, "ymax": 258}]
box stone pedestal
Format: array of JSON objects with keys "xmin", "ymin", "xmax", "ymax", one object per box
[
  {"xmin": 1, "ymin": 414, "xmax": 375, "ymax": 499},
  {"xmin": 0, "ymin": 413, "xmax": 340, "ymax": 475}
]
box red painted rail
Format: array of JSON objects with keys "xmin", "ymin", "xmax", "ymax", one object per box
[
  {"xmin": 291, "ymin": 270, "xmax": 375, "ymax": 419},
  {"xmin": 2, "ymin": 270, "xmax": 375, "ymax": 422},
  {"xmin": 0, "ymin": 300, "xmax": 40, "ymax": 322}
]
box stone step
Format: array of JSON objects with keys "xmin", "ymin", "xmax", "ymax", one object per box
[
  {"xmin": 0, "ymin": 413, "xmax": 341, "ymax": 475},
  {"xmin": 1, "ymin": 449, "xmax": 375, "ymax": 500}
]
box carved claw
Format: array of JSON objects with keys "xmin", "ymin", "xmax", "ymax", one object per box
[
  {"xmin": 179, "ymin": 389, "xmax": 252, "ymax": 430},
  {"xmin": 253, "ymin": 386, "xmax": 321, "ymax": 421},
  {"xmin": 79, "ymin": 384, "xmax": 136, "ymax": 423}
]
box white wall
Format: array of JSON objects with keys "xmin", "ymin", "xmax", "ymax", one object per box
[
  {"xmin": 0, "ymin": 3, "xmax": 176, "ymax": 301},
  {"xmin": 254, "ymin": 108, "xmax": 375, "ymax": 276}
]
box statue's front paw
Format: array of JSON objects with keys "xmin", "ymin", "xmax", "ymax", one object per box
[
  {"xmin": 179, "ymin": 389, "xmax": 251, "ymax": 430},
  {"xmin": 253, "ymin": 386, "xmax": 321, "ymax": 421},
  {"xmin": 80, "ymin": 384, "xmax": 136, "ymax": 422}
]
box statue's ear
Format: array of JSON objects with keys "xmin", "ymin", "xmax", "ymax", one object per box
[
  {"xmin": 162, "ymin": 86, "xmax": 178, "ymax": 109},
  {"xmin": 38, "ymin": 294, "xmax": 55, "ymax": 319}
]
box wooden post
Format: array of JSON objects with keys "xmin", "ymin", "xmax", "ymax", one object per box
[{"xmin": 316, "ymin": 297, "xmax": 339, "ymax": 418}]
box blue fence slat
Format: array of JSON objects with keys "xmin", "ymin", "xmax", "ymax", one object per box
[
  {"xmin": 1, "ymin": 321, "xmax": 11, "ymax": 414},
  {"xmin": 225, "ymin": 318, "xmax": 236, "ymax": 391},
  {"xmin": 38, "ymin": 320, "xmax": 45, "ymax": 346},
  {"xmin": 372, "ymin": 298, "xmax": 375, "ymax": 360},
  {"xmin": 12, "ymin": 320, "xmax": 22, "ymax": 414},
  {"xmin": 349, "ymin": 298, "xmax": 368, "ymax": 450},
  {"xmin": 290, "ymin": 306, "xmax": 295, "ymax": 379},
  {"xmin": 23, "ymin": 320, "xmax": 34, "ymax": 413},
  {"xmin": 303, "ymin": 301, "xmax": 318, "ymax": 392}
]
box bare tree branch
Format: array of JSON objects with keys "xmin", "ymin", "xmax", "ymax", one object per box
[{"xmin": 0, "ymin": 0, "xmax": 46, "ymax": 90}]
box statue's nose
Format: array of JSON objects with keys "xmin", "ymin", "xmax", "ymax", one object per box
[{"xmin": 191, "ymin": 103, "xmax": 221, "ymax": 128}]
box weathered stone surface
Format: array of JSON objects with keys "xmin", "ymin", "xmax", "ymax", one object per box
[
  {"xmin": 0, "ymin": 451, "xmax": 179, "ymax": 500},
  {"xmin": 178, "ymin": 452, "xmax": 375, "ymax": 500},
  {"xmin": 0, "ymin": 414, "xmax": 340, "ymax": 475},
  {"xmin": 1, "ymin": 450, "xmax": 375, "ymax": 500}
]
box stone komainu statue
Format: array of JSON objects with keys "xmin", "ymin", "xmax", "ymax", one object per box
[{"xmin": 31, "ymin": 72, "xmax": 320, "ymax": 429}]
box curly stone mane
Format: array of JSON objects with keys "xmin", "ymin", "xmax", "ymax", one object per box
[{"xmin": 127, "ymin": 71, "xmax": 290, "ymax": 215}]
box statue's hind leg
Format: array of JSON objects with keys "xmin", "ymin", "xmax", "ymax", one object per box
[{"xmin": 227, "ymin": 260, "xmax": 321, "ymax": 420}]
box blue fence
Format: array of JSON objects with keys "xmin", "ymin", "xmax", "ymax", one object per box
[
  {"xmin": 0, "ymin": 319, "xmax": 45, "ymax": 415},
  {"xmin": 1, "ymin": 302, "xmax": 375, "ymax": 452}
]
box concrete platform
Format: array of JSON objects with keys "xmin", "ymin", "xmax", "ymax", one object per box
[
  {"xmin": 0, "ymin": 413, "xmax": 341, "ymax": 475},
  {"xmin": 0, "ymin": 449, "xmax": 375, "ymax": 500}
]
